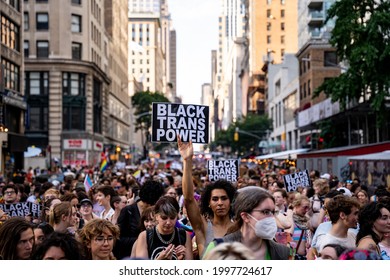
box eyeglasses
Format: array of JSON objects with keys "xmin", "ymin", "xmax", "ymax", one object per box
[
  {"xmin": 94, "ymin": 236, "xmax": 115, "ymax": 244},
  {"xmin": 4, "ymin": 191, "xmax": 15, "ymax": 195},
  {"xmin": 251, "ymin": 209, "xmax": 275, "ymax": 216}
]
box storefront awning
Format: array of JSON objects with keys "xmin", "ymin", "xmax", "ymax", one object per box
[{"xmin": 255, "ymin": 148, "xmax": 310, "ymax": 160}]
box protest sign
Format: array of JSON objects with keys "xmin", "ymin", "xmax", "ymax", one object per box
[
  {"xmin": 151, "ymin": 103, "xmax": 209, "ymax": 143},
  {"xmin": 283, "ymin": 170, "xmax": 311, "ymax": 192},
  {"xmin": 0, "ymin": 202, "xmax": 42, "ymax": 218},
  {"xmin": 207, "ymin": 159, "xmax": 239, "ymax": 182}
]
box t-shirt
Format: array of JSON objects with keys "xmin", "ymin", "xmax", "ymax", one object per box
[{"xmin": 315, "ymin": 232, "xmax": 356, "ymax": 252}]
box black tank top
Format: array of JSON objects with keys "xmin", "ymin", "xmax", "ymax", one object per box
[{"xmin": 147, "ymin": 227, "xmax": 187, "ymax": 260}]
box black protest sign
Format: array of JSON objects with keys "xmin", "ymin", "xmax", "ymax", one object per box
[
  {"xmin": 207, "ymin": 159, "xmax": 239, "ymax": 182},
  {"xmin": 152, "ymin": 103, "xmax": 209, "ymax": 144},
  {"xmin": 0, "ymin": 202, "xmax": 42, "ymax": 218},
  {"xmin": 283, "ymin": 170, "xmax": 311, "ymax": 192}
]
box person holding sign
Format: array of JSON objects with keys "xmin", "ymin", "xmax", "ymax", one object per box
[{"xmin": 178, "ymin": 136, "xmax": 236, "ymax": 258}]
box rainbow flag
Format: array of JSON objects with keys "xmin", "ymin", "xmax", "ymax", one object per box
[{"xmin": 100, "ymin": 152, "xmax": 108, "ymax": 172}]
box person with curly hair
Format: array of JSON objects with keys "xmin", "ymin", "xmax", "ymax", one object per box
[
  {"xmin": 32, "ymin": 231, "xmax": 84, "ymax": 260},
  {"xmin": 178, "ymin": 136, "xmax": 237, "ymax": 258},
  {"xmin": 78, "ymin": 218, "xmax": 119, "ymax": 260},
  {"xmin": 356, "ymin": 201, "xmax": 390, "ymax": 254}
]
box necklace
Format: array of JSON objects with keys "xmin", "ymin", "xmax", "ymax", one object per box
[{"xmin": 156, "ymin": 228, "xmax": 175, "ymax": 244}]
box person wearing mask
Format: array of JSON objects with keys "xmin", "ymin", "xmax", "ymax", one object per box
[{"xmin": 204, "ymin": 187, "xmax": 290, "ymax": 260}]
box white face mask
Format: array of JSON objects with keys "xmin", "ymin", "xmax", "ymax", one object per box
[{"xmin": 247, "ymin": 215, "xmax": 277, "ymax": 240}]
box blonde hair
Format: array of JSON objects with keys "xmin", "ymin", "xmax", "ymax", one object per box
[
  {"xmin": 49, "ymin": 201, "xmax": 72, "ymax": 227},
  {"xmin": 292, "ymin": 195, "xmax": 310, "ymax": 208},
  {"xmin": 313, "ymin": 179, "xmax": 330, "ymax": 195},
  {"xmin": 204, "ymin": 242, "xmax": 255, "ymax": 260}
]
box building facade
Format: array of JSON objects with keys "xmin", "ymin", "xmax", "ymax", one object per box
[
  {"xmin": 24, "ymin": 0, "xmax": 129, "ymax": 169},
  {"xmin": 0, "ymin": 0, "xmax": 27, "ymax": 176}
]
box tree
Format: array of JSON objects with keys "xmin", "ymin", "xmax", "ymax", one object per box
[
  {"xmin": 211, "ymin": 114, "xmax": 273, "ymax": 155},
  {"xmin": 315, "ymin": 0, "xmax": 390, "ymax": 122},
  {"xmin": 131, "ymin": 91, "xmax": 170, "ymax": 157},
  {"xmin": 131, "ymin": 91, "xmax": 170, "ymax": 134}
]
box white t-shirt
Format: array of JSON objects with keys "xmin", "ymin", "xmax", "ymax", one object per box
[
  {"xmin": 99, "ymin": 208, "xmax": 115, "ymax": 220},
  {"xmin": 315, "ymin": 232, "xmax": 356, "ymax": 252}
]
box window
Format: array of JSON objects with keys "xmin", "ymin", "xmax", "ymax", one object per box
[
  {"xmin": 2, "ymin": 59, "xmax": 20, "ymax": 91},
  {"xmin": 71, "ymin": 14, "xmax": 82, "ymax": 32},
  {"xmin": 72, "ymin": 42, "xmax": 82, "ymax": 60},
  {"xmin": 62, "ymin": 72, "xmax": 86, "ymax": 130},
  {"xmin": 28, "ymin": 107, "xmax": 48, "ymax": 131},
  {"xmin": 281, "ymin": 22, "xmax": 285, "ymax": 31},
  {"xmin": 267, "ymin": 35, "xmax": 271, "ymax": 44},
  {"xmin": 324, "ymin": 51, "xmax": 338, "ymax": 66},
  {"xmin": 281, "ymin": 0, "xmax": 285, "ymax": 4},
  {"xmin": 36, "ymin": 41, "xmax": 49, "ymax": 57},
  {"xmin": 24, "ymin": 40, "xmax": 29, "ymax": 57},
  {"xmin": 72, "ymin": 0, "xmax": 81, "ymax": 4},
  {"xmin": 9, "ymin": 0, "xmax": 20, "ymax": 11},
  {"xmin": 281, "ymin": 10, "xmax": 285, "ymax": 18},
  {"xmin": 1, "ymin": 15, "xmax": 20, "ymax": 51},
  {"xmin": 62, "ymin": 72, "xmax": 85, "ymax": 96},
  {"xmin": 24, "ymin": 12, "xmax": 29, "ymax": 30},
  {"xmin": 36, "ymin": 13, "xmax": 49, "ymax": 30},
  {"xmin": 93, "ymin": 79, "xmax": 102, "ymax": 133},
  {"xmin": 267, "ymin": 9, "xmax": 271, "ymax": 18},
  {"xmin": 25, "ymin": 72, "xmax": 49, "ymax": 96},
  {"xmin": 267, "ymin": 22, "xmax": 271, "ymax": 31},
  {"xmin": 36, "ymin": 0, "xmax": 48, "ymax": 2},
  {"xmin": 308, "ymin": 79, "xmax": 311, "ymax": 96},
  {"xmin": 281, "ymin": 35, "xmax": 285, "ymax": 44}
]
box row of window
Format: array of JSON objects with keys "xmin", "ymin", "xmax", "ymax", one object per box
[
  {"xmin": 266, "ymin": 35, "xmax": 286, "ymax": 44},
  {"xmin": 24, "ymin": 0, "xmax": 82, "ymax": 4},
  {"xmin": 24, "ymin": 40, "xmax": 82, "ymax": 60},
  {"xmin": 24, "ymin": 13, "xmax": 82, "ymax": 32},
  {"xmin": 267, "ymin": 9, "xmax": 285, "ymax": 18},
  {"xmin": 266, "ymin": 0, "xmax": 286, "ymax": 5},
  {"xmin": 267, "ymin": 22, "xmax": 286, "ymax": 31}
]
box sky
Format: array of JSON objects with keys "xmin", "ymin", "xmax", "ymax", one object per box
[{"xmin": 168, "ymin": 0, "xmax": 220, "ymax": 105}]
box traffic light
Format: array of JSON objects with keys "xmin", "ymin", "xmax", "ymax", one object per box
[
  {"xmin": 234, "ymin": 131, "xmax": 239, "ymax": 141},
  {"xmin": 116, "ymin": 145, "xmax": 121, "ymax": 153}
]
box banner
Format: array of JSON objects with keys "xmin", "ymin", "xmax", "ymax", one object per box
[
  {"xmin": 283, "ymin": 170, "xmax": 311, "ymax": 192},
  {"xmin": 207, "ymin": 159, "xmax": 239, "ymax": 182},
  {"xmin": 151, "ymin": 103, "xmax": 209, "ymax": 144},
  {"xmin": 0, "ymin": 201, "xmax": 42, "ymax": 218}
]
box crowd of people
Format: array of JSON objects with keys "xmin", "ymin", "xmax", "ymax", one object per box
[{"xmin": 0, "ymin": 137, "xmax": 390, "ymax": 260}]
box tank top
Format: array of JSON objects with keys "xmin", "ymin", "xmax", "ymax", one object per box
[{"xmin": 147, "ymin": 227, "xmax": 187, "ymax": 260}]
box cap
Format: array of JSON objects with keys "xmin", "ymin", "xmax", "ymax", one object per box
[
  {"xmin": 79, "ymin": 198, "xmax": 93, "ymax": 207},
  {"xmin": 320, "ymin": 173, "xmax": 331, "ymax": 180},
  {"xmin": 336, "ymin": 187, "xmax": 353, "ymax": 197}
]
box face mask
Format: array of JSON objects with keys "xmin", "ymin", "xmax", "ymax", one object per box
[{"xmin": 247, "ymin": 215, "xmax": 277, "ymax": 240}]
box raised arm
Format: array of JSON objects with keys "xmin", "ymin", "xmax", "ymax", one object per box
[{"xmin": 177, "ymin": 135, "xmax": 206, "ymax": 253}]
